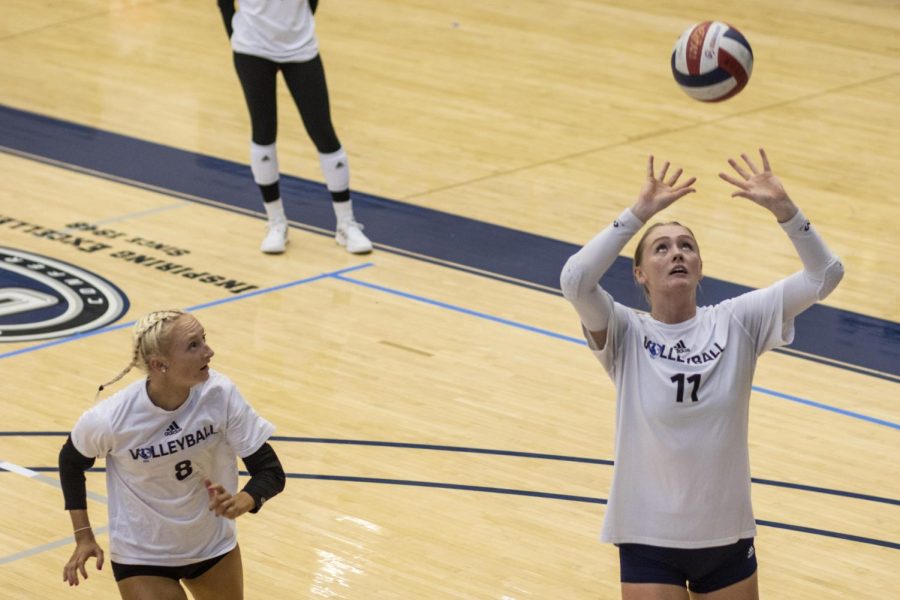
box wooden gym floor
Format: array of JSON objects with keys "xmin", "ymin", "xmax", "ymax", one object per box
[{"xmin": 1, "ymin": 1, "xmax": 898, "ymax": 598}]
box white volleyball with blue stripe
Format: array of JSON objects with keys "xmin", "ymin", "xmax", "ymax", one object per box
[{"xmin": 671, "ymin": 21, "xmax": 753, "ymax": 102}]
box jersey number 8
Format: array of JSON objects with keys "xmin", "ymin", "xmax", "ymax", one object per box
[{"xmin": 175, "ymin": 460, "xmax": 193, "ymax": 481}]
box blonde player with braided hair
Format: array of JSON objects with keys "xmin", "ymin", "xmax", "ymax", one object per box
[
  {"xmin": 59, "ymin": 310, "xmax": 285, "ymax": 599},
  {"xmin": 93, "ymin": 310, "xmax": 186, "ymax": 398}
]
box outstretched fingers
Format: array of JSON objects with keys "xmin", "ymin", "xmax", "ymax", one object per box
[
  {"xmin": 670, "ymin": 176, "xmax": 697, "ymax": 201},
  {"xmin": 718, "ymin": 171, "xmax": 750, "ymax": 197},
  {"xmin": 665, "ymin": 167, "xmax": 684, "ymax": 186},
  {"xmin": 758, "ymin": 147, "xmax": 771, "ymax": 171},
  {"xmin": 740, "ymin": 153, "xmax": 760, "ymax": 175},
  {"xmin": 657, "ymin": 160, "xmax": 670, "ymax": 181},
  {"xmin": 676, "ymin": 175, "xmax": 697, "ymax": 190},
  {"xmin": 727, "ymin": 157, "xmax": 751, "ymax": 180}
]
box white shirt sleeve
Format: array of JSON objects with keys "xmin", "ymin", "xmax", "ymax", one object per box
[
  {"xmin": 560, "ymin": 208, "xmax": 644, "ymax": 333},
  {"xmin": 70, "ymin": 405, "xmax": 114, "ymax": 458},
  {"xmin": 724, "ymin": 283, "xmax": 794, "ymax": 355},
  {"xmin": 223, "ymin": 381, "xmax": 276, "ymax": 458}
]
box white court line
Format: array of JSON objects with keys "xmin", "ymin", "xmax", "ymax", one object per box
[
  {"xmin": 0, "ymin": 460, "xmax": 38, "ymax": 477},
  {"xmin": 0, "ymin": 460, "xmax": 108, "ymax": 565},
  {"xmin": 0, "ymin": 461, "xmax": 108, "ymax": 504}
]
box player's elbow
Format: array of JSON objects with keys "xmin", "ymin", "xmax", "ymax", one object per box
[
  {"xmin": 817, "ymin": 258, "xmax": 844, "ymax": 299},
  {"xmin": 560, "ymin": 256, "xmax": 589, "ymax": 301}
]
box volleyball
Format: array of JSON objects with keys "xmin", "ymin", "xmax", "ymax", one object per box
[{"xmin": 671, "ymin": 21, "xmax": 753, "ymax": 102}]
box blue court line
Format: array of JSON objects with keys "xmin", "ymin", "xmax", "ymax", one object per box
[
  {"xmin": 184, "ymin": 262, "xmax": 373, "ymax": 312},
  {"xmin": 7, "ymin": 436, "xmax": 897, "ymax": 507},
  {"xmin": 749, "ymin": 386, "xmax": 900, "ymax": 430},
  {"xmin": 333, "ymin": 273, "xmax": 587, "ymax": 344},
  {"xmin": 3, "ymin": 103, "xmax": 898, "ymax": 382},
  {"xmin": 287, "ymin": 474, "xmax": 899, "ymax": 551},
  {"xmin": 334, "ymin": 274, "xmax": 900, "ymax": 431},
  {"xmin": 0, "ymin": 263, "xmax": 374, "ymax": 361},
  {"xmin": 81, "ymin": 201, "xmax": 188, "ymax": 226}
]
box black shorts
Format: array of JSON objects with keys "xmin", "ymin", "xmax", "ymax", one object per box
[
  {"xmin": 111, "ymin": 551, "xmax": 229, "ymax": 582},
  {"xmin": 618, "ymin": 537, "xmax": 757, "ymax": 593}
]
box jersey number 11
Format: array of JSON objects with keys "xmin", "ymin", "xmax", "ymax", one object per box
[{"xmin": 671, "ymin": 373, "xmax": 701, "ymax": 403}]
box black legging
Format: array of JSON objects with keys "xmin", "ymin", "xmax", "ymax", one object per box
[{"xmin": 233, "ymin": 52, "xmax": 341, "ymax": 153}]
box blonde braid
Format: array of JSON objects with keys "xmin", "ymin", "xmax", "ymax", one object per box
[{"xmin": 95, "ymin": 310, "xmax": 186, "ymax": 400}]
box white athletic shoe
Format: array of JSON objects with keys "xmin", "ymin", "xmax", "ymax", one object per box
[
  {"xmin": 335, "ymin": 220, "xmax": 373, "ymax": 254},
  {"xmin": 260, "ymin": 220, "xmax": 288, "ymax": 254}
]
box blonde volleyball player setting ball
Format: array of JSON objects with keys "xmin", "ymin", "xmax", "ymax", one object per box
[
  {"xmin": 59, "ymin": 310, "xmax": 285, "ymax": 599},
  {"xmin": 560, "ymin": 149, "xmax": 843, "ymax": 599}
]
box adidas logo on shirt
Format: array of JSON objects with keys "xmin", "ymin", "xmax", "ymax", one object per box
[
  {"xmin": 674, "ymin": 340, "xmax": 690, "ymax": 354},
  {"xmin": 164, "ymin": 421, "xmax": 182, "ymax": 437}
]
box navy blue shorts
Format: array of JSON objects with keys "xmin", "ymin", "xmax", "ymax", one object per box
[
  {"xmin": 111, "ymin": 551, "xmax": 229, "ymax": 582},
  {"xmin": 618, "ymin": 538, "xmax": 757, "ymax": 593}
]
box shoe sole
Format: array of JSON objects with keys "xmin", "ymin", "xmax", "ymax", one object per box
[
  {"xmin": 335, "ymin": 235, "xmax": 373, "ymax": 254},
  {"xmin": 261, "ymin": 240, "xmax": 289, "ymax": 254}
]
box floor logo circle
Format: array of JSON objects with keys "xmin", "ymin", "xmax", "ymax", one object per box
[{"xmin": 1, "ymin": 247, "xmax": 129, "ymax": 342}]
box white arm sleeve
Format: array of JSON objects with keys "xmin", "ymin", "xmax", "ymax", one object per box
[
  {"xmin": 560, "ymin": 208, "xmax": 644, "ymax": 331},
  {"xmin": 778, "ymin": 210, "xmax": 845, "ymax": 321}
]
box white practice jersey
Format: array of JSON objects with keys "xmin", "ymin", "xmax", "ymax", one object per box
[
  {"xmin": 71, "ymin": 370, "xmax": 275, "ymax": 565},
  {"xmin": 590, "ymin": 282, "xmax": 793, "ymax": 548},
  {"xmin": 230, "ymin": 0, "xmax": 319, "ymax": 63}
]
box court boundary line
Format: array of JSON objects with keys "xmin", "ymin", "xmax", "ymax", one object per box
[
  {"xmin": 1, "ymin": 144, "xmax": 566, "ymax": 298},
  {"xmin": 0, "ymin": 461, "xmax": 109, "ymax": 565},
  {"xmin": 333, "ymin": 273, "xmax": 900, "ymax": 430},
  {"xmin": 4, "ymin": 438, "xmax": 897, "ymax": 507},
  {"xmin": 0, "ymin": 263, "xmax": 374, "ymax": 361},
  {"xmin": 2, "ymin": 114, "xmax": 898, "ymax": 384},
  {"xmin": 285, "ymin": 474, "xmax": 899, "ymax": 551},
  {"xmin": 3, "ymin": 466, "xmax": 895, "ymax": 551}
]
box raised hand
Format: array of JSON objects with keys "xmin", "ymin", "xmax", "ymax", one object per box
[
  {"xmin": 719, "ymin": 148, "xmax": 798, "ymax": 222},
  {"xmin": 631, "ymin": 156, "xmax": 697, "ymax": 222}
]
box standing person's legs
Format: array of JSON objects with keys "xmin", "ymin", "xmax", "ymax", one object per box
[
  {"xmin": 233, "ymin": 52, "xmax": 289, "ymax": 254},
  {"xmin": 282, "ymin": 55, "xmax": 372, "ymax": 254},
  {"xmin": 182, "ymin": 545, "xmax": 244, "ymax": 600}
]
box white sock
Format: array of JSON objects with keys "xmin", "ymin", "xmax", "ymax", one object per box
[
  {"xmin": 263, "ymin": 199, "xmax": 286, "ymax": 223},
  {"xmin": 333, "ymin": 200, "xmax": 354, "ymax": 226}
]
